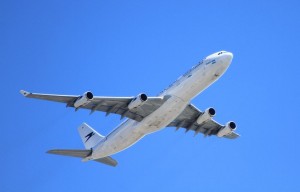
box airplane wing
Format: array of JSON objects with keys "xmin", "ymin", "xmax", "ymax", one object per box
[
  {"xmin": 167, "ymin": 104, "xmax": 239, "ymax": 139},
  {"xmin": 20, "ymin": 90, "xmax": 238, "ymax": 138},
  {"xmin": 20, "ymin": 90, "xmax": 166, "ymax": 122}
]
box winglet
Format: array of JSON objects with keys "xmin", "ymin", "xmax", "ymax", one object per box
[{"xmin": 20, "ymin": 90, "xmax": 31, "ymax": 97}]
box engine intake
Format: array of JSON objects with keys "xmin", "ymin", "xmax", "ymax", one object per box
[
  {"xmin": 74, "ymin": 91, "xmax": 94, "ymax": 108},
  {"xmin": 217, "ymin": 121, "xmax": 237, "ymax": 137},
  {"xmin": 196, "ymin": 107, "xmax": 216, "ymax": 124},
  {"xmin": 128, "ymin": 93, "xmax": 148, "ymax": 110},
  {"xmin": 228, "ymin": 121, "xmax": 236, "ymax": 129}
]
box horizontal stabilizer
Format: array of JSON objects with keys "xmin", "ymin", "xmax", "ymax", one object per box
[
  {"xmin": 47, "ymin": 149, "xmax": 91, "ymax": 158},
  {"xmin": 47, "ymin": 149, "xmax": 118, "ymax": 167},
  {"xmin": 94, "ymin": 156, "xmax": 118, "ymax": 167}
]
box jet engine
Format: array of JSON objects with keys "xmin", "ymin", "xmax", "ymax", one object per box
[
  {"xmin": 196, "ymin": 107, "xmax": 216, "ymax": 124},
  {"xmin": 217, "ymin": 121, "xmax": 237, "ymax": 137},
  {"xmin": 74, "ymin": 91, "xmax": 94, "ymax": 108},
  {"xmin": 128, "ymin": 93, "xmax": 148, "ymax": 110}
]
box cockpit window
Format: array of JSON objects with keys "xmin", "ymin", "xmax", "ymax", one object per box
[{"xmin": 218, "ymin": 51, "xmax": 226, "ymax": 55}]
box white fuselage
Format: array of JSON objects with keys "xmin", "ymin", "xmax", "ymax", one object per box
[{"xmin": 89, "ymin": 51, "xmax": 233, "ymax": 160}]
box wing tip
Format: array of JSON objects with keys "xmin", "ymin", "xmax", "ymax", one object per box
[
  {"xmin": 20, "ymin": 90, "xmax": 31, "ymax": 97},
  {"xmin": 46, "ymin": 149, "xmax": 59, "ymax": 154}
]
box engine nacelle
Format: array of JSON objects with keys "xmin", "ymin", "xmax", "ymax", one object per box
[
  {"xmin": 217, "ymin": 121, "xmax": 237, "ymax": 137},
  {"xmin": 74, "ymin": 91, "xmax": 94, "ymax": 108},
  {"xmin": 196, "ymin": 107, "xmax": 216, "ymax": 124},
  {"xmin": 128, "ymin": 93, "xmax": 148, "ymax": 110}
]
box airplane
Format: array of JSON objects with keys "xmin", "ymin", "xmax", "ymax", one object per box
[{"xmin": 20, "ymin": 51, "xmax": 239, "ymax": 167}]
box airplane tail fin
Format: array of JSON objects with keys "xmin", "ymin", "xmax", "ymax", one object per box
[{"xmin": 78, "ymin": 122, "xmax": 104, "ymax": 149}]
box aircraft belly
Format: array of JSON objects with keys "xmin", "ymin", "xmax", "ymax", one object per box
[
  {"xmin": 92, "ymin": 120, "xmax": 144, "ymax": 159},
  {"xmin": 141, "ymin": 96, "xmax": 188, "ymax": 133},
  {"xmin": 91, "ymin": 96, "xmax": 188, "ymax": 159}
]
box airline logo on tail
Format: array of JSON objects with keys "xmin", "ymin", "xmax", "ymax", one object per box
[{"xmin": 85, "ymin": 132, "xmax": 95, "ymax": 142}]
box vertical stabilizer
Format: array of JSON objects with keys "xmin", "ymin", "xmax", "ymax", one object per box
[{"xmin": 78, "ymin": 123, "xmax": 104, "ymax": 149}]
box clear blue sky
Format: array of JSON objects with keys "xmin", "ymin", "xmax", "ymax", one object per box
[{"xmin": 1, "ymin": 0, "xmax": 299, "ymax": 191}]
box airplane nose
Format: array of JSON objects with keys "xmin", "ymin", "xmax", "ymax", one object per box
[{"xmin": 222, "ymin": 52, "xmax": 233, "ymax": 64}]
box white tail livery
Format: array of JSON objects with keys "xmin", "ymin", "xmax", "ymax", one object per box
[{"xmin": 78, "ymin": 123, "xmax": 104, "ymax": 149}]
